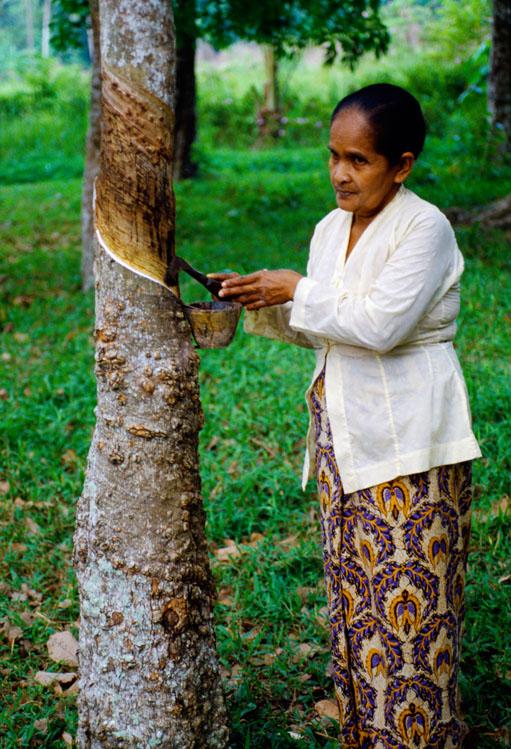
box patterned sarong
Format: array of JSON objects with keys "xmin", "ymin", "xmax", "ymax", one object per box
[{"xmin": 311, "ymin": 367, "xmax": 472, "ymax": 749}]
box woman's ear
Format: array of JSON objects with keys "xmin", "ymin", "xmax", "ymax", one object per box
[{"xmin": 394, "ymin": 151, "xmax": 415, "ymax": 183}]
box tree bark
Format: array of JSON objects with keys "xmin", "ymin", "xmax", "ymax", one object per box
[
  {"xmin": 489, "ymin": 0, "xmax": 511, "ymax": 154},
  {"xmin": 174, "ymin": 24, "xmax": 198, "ymax": 180},
  {"xmin": 73, "ymin": 1, "xmax": 229, "ymax": 746},
  {"xmin": 81, "ymin": 0, "xmax": 101, "ymax": 293}
]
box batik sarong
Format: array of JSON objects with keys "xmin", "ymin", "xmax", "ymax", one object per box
[{"xmin": 311, "ymin": 367, "xmax": 472, "ymax": 749}]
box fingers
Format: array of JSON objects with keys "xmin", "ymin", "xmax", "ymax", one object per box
[{"xmin": 207, "ymin": 272, "xmax": 239, "ymax": 280}]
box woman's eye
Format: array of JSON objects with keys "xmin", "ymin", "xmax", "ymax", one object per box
[{"xmin": 353, "ymin": 155, "xmax": 367, "ymax": 164}]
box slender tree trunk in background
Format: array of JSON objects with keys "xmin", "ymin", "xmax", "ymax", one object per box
[
  {"xmin": 258, "ymin": 45, "xmax": 281, "ymax": 139},
  {"xmin": 24, "ymin": 0, "xmax": 35, "ymax": 53},
  {"xmin": 81, "ymin": 0, "xmax": 101, "ymax": 292},
  {"xmin": 263, "ymin": 45, "xmax": 279, "ymax": 113},
  {"xmin": 174, "ymin": 26, "xmax": 198, "ymax": 179},
  {"xmin": 41, "ymin": 0, "xmax": 51, "ymax": 57},
  {"xmin": 73, "ymin": 0, "xmax": 229, "ymax": 745},
  {"xmin": 489, "ymin": 0, "xmax": 511, "ymax": 155}
]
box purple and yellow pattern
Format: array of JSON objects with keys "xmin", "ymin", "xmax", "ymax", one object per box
[{"xmin": 311, "ymin": 368, "xmax": 472, "ymax": 749}]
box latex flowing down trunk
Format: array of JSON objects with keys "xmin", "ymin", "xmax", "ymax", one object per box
[
  {"xmin": 81, "ymin": 0, "xmax": 101, "ymax": 292},
  {"xmin": 489, "ymin": 0, "xmax": 511, "ymax": 154},
  {"xmin": 73, "ymin": 1, "xmax": 229, "ymax": 746},
  {"xmin": 174, "ymin": 29, "xmax": 198, "ymax": 180}
]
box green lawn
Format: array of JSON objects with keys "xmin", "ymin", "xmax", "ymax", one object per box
[{"xmin": 0, "ymin": 132, "xmax": 510, "ymax": 745}]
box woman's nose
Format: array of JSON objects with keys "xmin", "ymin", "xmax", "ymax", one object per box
[{"xmin": 331, "ymin": 161, "xmax": 351, "ymax": 186}]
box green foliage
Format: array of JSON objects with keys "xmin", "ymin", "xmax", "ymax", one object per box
[
  {"xmin": 423, "ymin": 0, "xmax": 491, "ymax": 60},
  {"xmin": 196, "ymin": 0, "xmax": 390, "ymax": 66},
  {"xmin": 50, "ymin": 0, "xmax": 90, "ymax": 53}
]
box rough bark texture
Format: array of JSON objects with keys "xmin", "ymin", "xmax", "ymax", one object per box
[
  {"xmin": 489, "ymin": 0, "xmax": 511, "ymax": 154},
  {"xmin": 81, "ymin": 0, "xmax": 101, "ymax": 293},
  {"xmin": 174, "ymin": 28, "xmax": 198, "ymax": 180},
  {"xmin": 73, "ymin": 1, "xmax": 229, "ymax": 746}
]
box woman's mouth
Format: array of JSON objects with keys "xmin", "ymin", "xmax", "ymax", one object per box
[{"xmin": 336, "ymin": 190, "xmax": 356, "ymax": 199}]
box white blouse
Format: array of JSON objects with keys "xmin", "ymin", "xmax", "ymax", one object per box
[{"xmin": 244, "ymin": 185, "xmax": 482, "ymax": 493}]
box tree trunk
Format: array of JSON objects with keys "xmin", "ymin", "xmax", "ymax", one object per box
[
  {"xmin": 444, "ymin": 193, "xmax": 511, "ymax": 229},
  {"xmin": 263, "ymin": 44, "xmax": 279, "ymax": 113},
  {"xmin": 257, "ymin": 45, "xmax": 281, "ymax": 139},
  {"xmin": 41, "ymin": 0, "xmax": 51, "ymax": 58},
  {"xmin": 174, "ymin": 27, "xmax": 198, "ymax": 180},
  {"xmin": 489, "ymin": 0, "xmax": 511, "ymax": 154},
  {"xmin": 81, "ymin": 0, "xmax": 101, "ymax": 293},
  {"xmin": 73, "ymin": 0, "xmax": 229, "ymax": 746},
  {"xmin": 24, "ymin": 0, "xmax": 35, "ymax": 53}
]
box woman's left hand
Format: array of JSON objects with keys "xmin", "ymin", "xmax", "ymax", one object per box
[{"xmin": 218, "ymin": 269, "xmax": 303, "ymax": 310}]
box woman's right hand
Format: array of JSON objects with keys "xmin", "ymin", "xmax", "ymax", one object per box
[{"xmin": 207, "ymin": 272, "xmax": 240, "ymax": 301}]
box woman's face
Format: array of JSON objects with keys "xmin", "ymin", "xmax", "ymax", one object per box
[{"xmin": 328, "ymin": 107, "xmax": 411, "ymax": 220}]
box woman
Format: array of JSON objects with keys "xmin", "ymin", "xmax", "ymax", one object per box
[{"xmin": 214, "ymin": 83, "xmax": 482, "ymax": 749}]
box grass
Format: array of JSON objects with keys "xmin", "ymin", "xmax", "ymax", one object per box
[{"xmin": 0, "ymin": 73, "xmax": 510, "ymax": 747}]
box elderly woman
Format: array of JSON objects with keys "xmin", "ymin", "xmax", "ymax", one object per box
[{"xmin": 214, "ymin": 83, "xmax": 482, "ymax": 749}]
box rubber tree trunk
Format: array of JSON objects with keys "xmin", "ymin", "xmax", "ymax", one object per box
[
  {"xmin": 174, "ymin": 24, "xmax": 198, "ymax": 180},
  {"xmin": 489, "ymin": 0, "xmax": 511, "ymax": 155},
  {"xmin": 73, "ymin": 0, "xmax": 229, "ymax": 745},
  {"xmin": 81, "ymin": 0, "xmax": 101, "ymax": 293}
]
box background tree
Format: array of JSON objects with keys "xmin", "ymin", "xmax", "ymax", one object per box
[
  {"xmin": 197, "ymin": 0, "xmax": 390, "ymax": 139},
  {"xmin": 73, "ymin": 0, "xmax": 229, "ymax": 743},
  {"xmin": 488, "ymin": 0, "xmax": 511, "ymax": 154}
]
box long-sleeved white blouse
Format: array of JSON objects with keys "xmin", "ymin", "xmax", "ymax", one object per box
[{"xmin": 244, "ymin": 184, "xmax": 482, "ymax": 493}]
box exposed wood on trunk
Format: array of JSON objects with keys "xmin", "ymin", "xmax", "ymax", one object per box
[
  {"xmin": 444, "ymin": 193, "xmax": 511, "ymax": 229},
  {"xmin": 81, "ymin": 0, "xmax": 101, "ymax": 292},
  {"xmin": 489, "ymin": 0, "xmax": 511, "ymax": 154},
  {"xmin": 174, "ymin": 27, "xmax": 198, "ymax": 180},
  {"xmin": 74, "ymin": 0, "xmax": 229, "ymax": 745}
]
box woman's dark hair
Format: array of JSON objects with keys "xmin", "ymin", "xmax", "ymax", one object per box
[{"xmin": 330, "ymin": 83, "xmax": 426, "ymax": 164}]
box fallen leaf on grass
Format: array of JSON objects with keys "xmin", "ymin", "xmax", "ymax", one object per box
[
  {"xmin": 249, "ymin": 647, "xmax": 283, "ymax": 666},
  {"xmin": 217, "ymin": 587, "xmax": 234, "ymax": 606},
  {"xmin": 3, "ymin": 623, "xmax": 23, "ymax": 646},
  {"xmin": 315, "ymin": 606, "xmax": 330, "ymax": 630},
  {"xmin": 61, "ymin": 449, "xmax": 79, "ymax": 469},
  {"xmin": 47, "ymin": 631, "xmax": 79, "ymax": 668},
  {"xmin": 25, "ymin": 517, "xmax": 41, "ymax": 535},
  {"xmin": 291, "ymin": 642, "xmax": 322, "ymax": 662},
  {"xmin": 62, "ymin": 732, "xmax": 74, "ymax": 746},
  {"xmin": 314, "ymin": 699, "xmax": 339, "ymax": 720},
  {"xmin": 13, "ymin": 295, "xmax": 35, "ymax": 307},
  {"xmin": 33, "ymin": 718, "xmax": 48, "ymax": 733},
  {"xmin": 214, "ymin": 540, "xmax": 241, "ymax": 562},
  {"xmin": 0, "ymin": 388, "xmax": 8, "ymax": 400},
  {"xmin": 278, "ymin": 534, "xmax": 300, "ymax": 550},
  {"xmin": 11, "ymin": 543, "xmax": 28, "ymax": 553},
  {"xmin": 0, "ymin": 480, "xmax": 10, "ymax": 494},
  {"xmin": 58, "ymin": 599, "xmax": 74, "ymax": 609},
  {"xmin": 34, "ymin": 671, "xmax": 77, "ymax": 689},
  {"xmin": 13, "ymin": 332, "xmax": 29, "ymax": 343}
]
